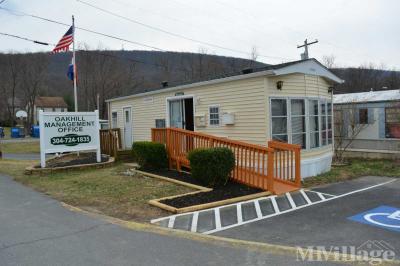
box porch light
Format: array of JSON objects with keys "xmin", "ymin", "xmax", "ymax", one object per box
[
  {"xmin": 276, "ymin": 81, "xmax": 283, "ymax": 90},
  {"xmin": 328, "ymin": 86, "xmax": 334, "ymax": 93}
]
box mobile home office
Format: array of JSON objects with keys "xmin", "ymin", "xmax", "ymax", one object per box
[{"xmin": 106, "ymin": 59, "xmax": 343, "ymax": 178}]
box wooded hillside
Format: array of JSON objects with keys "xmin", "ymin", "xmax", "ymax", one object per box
[{"xmin": 1, "ymin": 50, "xmax": 399, "ymax": 125}]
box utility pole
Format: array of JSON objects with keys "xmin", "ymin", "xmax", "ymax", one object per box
[{"xmin": 297, "ymin": 39, "xmax": 318, "ymax": 60}]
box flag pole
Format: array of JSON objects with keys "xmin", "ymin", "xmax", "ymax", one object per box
[{"xmin": 72, "ymin": 15, "xmax": 78, "ymax": 112}]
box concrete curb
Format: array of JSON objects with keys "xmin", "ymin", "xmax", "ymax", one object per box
[{"xmin": 149, "ymin": 191, "xmax": 271, "ymax": 214}]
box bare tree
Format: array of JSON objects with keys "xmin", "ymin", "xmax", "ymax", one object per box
[
  {"xmin": 249, "ymin": 46, "xmax": 258, "ymax": 67},
  {"xmin": 0, "ymin": 53, "xmax": 23, "ymax": 126},
  {"xmin": 157, "ymin": 53, "xmax": 172, "ymax": 82},
  {"xmin": 20, "ymin": 53, "xmax": 49, "ymax": 128},
  {"xmin": 77, "ymin": 45, "xmax": 141, "ymax": 118},
  {"xmin": 333, "ymin": 103, "xmax": 372, "ymax": 163},
  {"xmin": 322, "ymin": 55, "xmax": 336, "ymax": 69}
]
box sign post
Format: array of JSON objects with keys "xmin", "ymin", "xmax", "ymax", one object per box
[{"xmin": 38, "ymin": 110, "xmax": 101, "ymax": 168}]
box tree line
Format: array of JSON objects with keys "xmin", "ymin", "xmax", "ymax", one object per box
[{"xmin": 1, "ymin": 50, "xmax": 399, "ymax": 127}]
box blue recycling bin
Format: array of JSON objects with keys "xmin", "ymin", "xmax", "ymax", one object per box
[
  {"xmin": 11, "ymin": 127, "xmax": 25, "ymax": 138},
  {"xmin": 31, "ymin": 126, "xmax": 40, "ymax": 138},
  {"xmin": 11, "ymin": 128, "xmax": 20, "ymax": 138},
  {"xmin": 0, "ymin": 127, "xmax": 4, "ymax": 138}
]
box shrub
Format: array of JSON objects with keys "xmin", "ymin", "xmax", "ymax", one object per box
[
  {"xmin": 131, "ymin": 141, "xmax": 167, "ymax": 170},
  {"xmin": 188, "ymin": 147, "xmax": 235, "ymax": 187}
]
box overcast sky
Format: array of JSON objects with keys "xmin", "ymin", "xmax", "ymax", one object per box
[{"xmin": 1, "ymin": 0, "xmax": 399, "ymax": 69}]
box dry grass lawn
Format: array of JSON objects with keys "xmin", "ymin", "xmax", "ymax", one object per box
[
  {"xmin": 1, "ymin": 157, "xmax": 398, "ymax": 223},
  {"xmin": 303, "ymin": 158, "xmax": 400, "ymax": 187},
  {"xmin": 0, "ymin": 159, "xmax": 193, "ymax": 222},
  {"xmin": 0, "ymin": 141, "xmax": 40, "ymax": 153}
]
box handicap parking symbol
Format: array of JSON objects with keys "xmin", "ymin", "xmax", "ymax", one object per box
[{"xmin": 348, "ymin": 205, "xmax": 400, "ymax": 232}]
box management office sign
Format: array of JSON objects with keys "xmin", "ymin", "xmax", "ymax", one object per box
[{"xmin": 39, "ymin": 110, "xmax": 101, "ymax": 167}]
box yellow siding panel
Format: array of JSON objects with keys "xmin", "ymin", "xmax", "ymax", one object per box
[{"xmin": 109, "ymin": 73, "xmax": 334, "ymax": 158}]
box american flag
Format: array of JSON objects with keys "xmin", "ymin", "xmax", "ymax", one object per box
[{"xmin": 52, "ymin": 26, "xmax": 73, "ymax": 53}]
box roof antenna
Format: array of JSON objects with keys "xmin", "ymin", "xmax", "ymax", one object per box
[{"xmin": 297, "ymin": 39, "xmax": 318, "ymax": 60}]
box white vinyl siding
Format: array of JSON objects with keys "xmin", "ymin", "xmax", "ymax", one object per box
[
  {"xmin": 109, "ymin": 76, "xmax": 268, "ymax": 144},
  {"xmin": 109, "ymin": 73, "xmax": 333, "ymax": 160}
]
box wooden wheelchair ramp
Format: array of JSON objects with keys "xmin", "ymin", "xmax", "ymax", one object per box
[{"xmin": 152, "ymin": 128, "xmax": 302, "ymax": 195}]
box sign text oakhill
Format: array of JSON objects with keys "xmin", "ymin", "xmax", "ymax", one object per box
[{"xmin": 39, "ymin": 111, "xmax": 101, "ymax": 168}]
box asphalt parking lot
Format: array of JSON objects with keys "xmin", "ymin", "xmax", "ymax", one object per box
[{"xmin": 215, "ymin": 176, "xmax": 400, "ymax": 259}]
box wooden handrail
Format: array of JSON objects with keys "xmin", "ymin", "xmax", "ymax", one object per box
[
  {"xmin": 152, "ymin": 128, "xmax": 302, "ymax": 192},
  {"xmin": 100, "ymin": 128, "xmax": 121, "ymax": 158},
  {"xmin": 268, "ymin": 140, "xmax": 301, "ymax": 187}
]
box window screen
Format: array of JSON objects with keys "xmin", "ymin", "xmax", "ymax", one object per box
[
  {"xmin": 111, "ymin": 112, "xmax": 118, "ymax": 128},
  {"xmin": 309, "ymin": 100, "xmax": 319, "ymax": 148},
  {"xmin": 291, "ymin": 99, "xmax": 306, "ymax": 148},
  {"xmin": 209, "ymin": 106, "xmax": 220, "ymax": 126},
  {"xmin": 271, "ymin": 99, "xmax": 288, "ymax": 142},
  {"xmin": 385, "ymin": 107, "xmax": 400, "ymax": 138},
  {"xmin": 359, "ymin": 108, "xmax": 368, "ymax": 124},
  {"xmin": 155, "ymin": 119, "xmax": 166, "ymax": 128}
]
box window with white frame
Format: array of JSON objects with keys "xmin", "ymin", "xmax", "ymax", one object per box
[
  {"xmin": 271, "ymin": 99, "xmax": 288, "ymax": 142},
  {"xmin": 309, "ymin": 99, "xmax": 319, "ymax": 148},
  {"xmin": 320, "ymin": 100, "xmax": 327, "ymax": 146},
  {"xmin": 290, "ymin": 99, "xmax": 306, "ymax": 148},
  {"xmin": 270, "ymin": 98, "xmax": 332, "ymax": 149},
  {"xmin": 209, "ymin": 106, "xmax": 220, "ymax": 126},
  {"xmin": 320, "ymin": 101, "xmax": 333, "ymax": 145},
  {"xmin": 327, "ymin": 101, "xmax": 333, "ymax": 144},
  {"xmin": 111, "ymin": 112, "xmax": 118, "ymax": 129}
]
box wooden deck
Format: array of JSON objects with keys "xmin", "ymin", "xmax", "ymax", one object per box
[{"xmin": 152, "ymin": 128, "xmax": 301, "ymax": 195}]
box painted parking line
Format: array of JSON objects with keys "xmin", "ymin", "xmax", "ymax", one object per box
[
  {"xmin": 151, "ymin": 179, "xmax": 397, "ymax": 235},
  {"xmin": 151, "ymin": 190, "xmax": 332, "ymax": 234},
  {"xmin": 151, "ymin": 189, "xmax": 334, "ymax": 234}
]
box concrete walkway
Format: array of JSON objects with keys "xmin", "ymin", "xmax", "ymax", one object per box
[
  {"xmin": 1, "ymin": 153, "xmax": 41, "ymax": 160},
  {"xmin": 0, "ymin": 173, "xmax": 336, "ymax": 266}
]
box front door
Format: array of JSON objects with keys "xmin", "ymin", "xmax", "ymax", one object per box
[
  {"xmin": 169, "ymin": 100, "xmax": 184, "ymax": 128},
  {"xmin": 168, "ymin": 98, "xmax": 194, "ymax": 130},
  {"xmin": 123, "ymin": 107, "xmax": 132, "ymax": 149}
]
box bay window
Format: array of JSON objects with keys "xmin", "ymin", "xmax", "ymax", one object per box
[
  {"xmin": 291, "ymin": 99, "xmax": 306, "ymax": 148},
  {"xmin": 320, "ymin": 101, "xmax": 327, "ymax": 145},
  {"xmin": 309, "ymin": 100, "xmax": 319, "ymax": 148},
  {"xmin": 270, "ymin": 98, "xmax": 333, "ymax": 149},
  {"xmin": 327, "ymin": 102, "xmax": 333, "ymax": 144},
  {"xmin": 271, "ymin": 99, "xmax": 288, "ymax": 142}
]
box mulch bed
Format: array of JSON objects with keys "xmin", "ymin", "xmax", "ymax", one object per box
[
  {"xmin": 146, "ymin": 169, "xmax": 204, "ymax": 186},
  {"xmin": 35, "ymin": 152, "xmax": 109, "ymax": 168},
  {"xmin": 144, "ymin": 168, "xmax": 264, "ymax": 208}
]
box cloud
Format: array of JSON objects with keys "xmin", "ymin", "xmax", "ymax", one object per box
[{"xmin": 0, "ymin": 0, "xmax": 399, "ymax": 69}]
